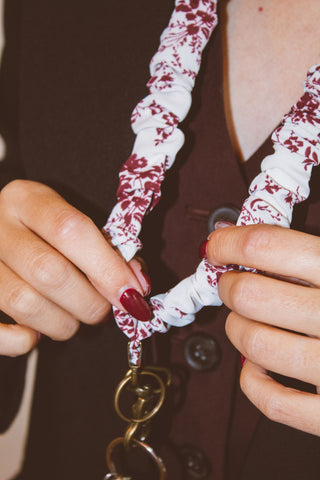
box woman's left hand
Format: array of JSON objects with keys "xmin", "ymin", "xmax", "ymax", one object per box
[{"xmin": 206, "ymin": 223, "xmax": 320, "ymax": 435}]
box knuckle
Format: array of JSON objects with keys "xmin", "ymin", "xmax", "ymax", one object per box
[
  {"xmin": 1, "ymin": 180, "xmax": 29, "ymax": 207},
  {"xmin": 260, "ymin": 391, "xmax": 286, "ymax": 423},
  {"xmin": 85, "ymin": 301, "xmax": 110, "ymax": 325},
  {"xmin": 239, "ymin": 369, "xmax": 286, "ymax": 424},
  {"xmin": 1, "ymin": 179, "xmax": 27, "ymax": 198},
  {"xmin": 7, "ymin": 284, "xmax": 38, "ymax": 317},
  {"xmin": 11, "ymin": 328, "xmax": 37, "ymax": 356},
  {"xmin": 241, "ymin": 225, "xmax": 272, "ymax": 264},
  {"xmin": 51, "ymin": 318, "xmax": 80, "ymax": 341},
  {"xmin": 1, "ymin": 179, "xmax": 44, "ymax": 199},
  {"xmin": 31, "ymin": 251, "xmax": 70, "ymax": 289},
  {"xmin": 239, "ymin": 365, "xmax": 251, "ymax": 396},
  {"xmin": 241, "ymin": 324, "xmax": 267, "ymax": 362},
  {"xmin": 97, "ymin": 259, "xmax": 128, "ymax": 290},
  {"xmin": 52, "ymin": 209, "xmax": 93, "ymax": 242},
  {"xmin": 227, "ymin": 273, "xmax": 252, "ymax": 313},
  {"xmin": 225, "ymin": 311, "xmax": 236, "ymax": 340},
  {"xmin": 1, "ymin": 180, "xmax": 53, "ymax": 212}
]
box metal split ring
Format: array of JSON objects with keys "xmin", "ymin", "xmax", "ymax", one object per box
[{"xmin": 106, "ymin": 437, "xmax": 166, "ymax": 480}]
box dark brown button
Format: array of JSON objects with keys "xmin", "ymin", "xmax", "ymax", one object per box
[
  {"xmin": 207, "ymin": 204, "xmax": 240, "ymax": 233},
  {"xmin": 184, "ymin": 332, "xmax": 221, "ymax": 371},
  {"xmin": 180, "ymin": 445, "xmax": 211, "ymax": 479}
]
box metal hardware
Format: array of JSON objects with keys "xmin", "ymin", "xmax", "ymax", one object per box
[
  {"xmin": 105, "ymin": 342, "xmax": 171, "ymax": 479},
  {"xmin": 106, "ymin": 437, "xmax": 166, "ymax": 480},
  {"xmin": 114, "ymin": 369, "xmax": 166, "ymax": 424}
]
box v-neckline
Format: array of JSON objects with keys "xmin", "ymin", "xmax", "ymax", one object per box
[{"xmin": 211, "ymin": 12, "xmax": 276, "ymax": 187}]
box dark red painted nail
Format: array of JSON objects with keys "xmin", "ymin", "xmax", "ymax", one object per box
[
  {"xmin": 120, "ymin": 288, "xmax": 152, "ymax": 322},
  {"xmin": 199, "ymin": 239, "xmax": 208, "ymax": 259},
  {"xmin": 240, "ymin": 354, "xmax": 246, "ymax": 367},
  {"xmin": 141, "ymin": 272, "xmax": 152, "ymax": 296}
]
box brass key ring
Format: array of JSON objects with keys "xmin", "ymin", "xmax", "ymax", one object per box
[
  {"xmin": 114, "ymin": 370, "xmax": 165, "ymax": 423},
  {"xmin": 106, "ymin": 437, "xmax": 166, "ymax": 480}
]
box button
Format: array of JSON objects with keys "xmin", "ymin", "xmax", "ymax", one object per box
[
  {"xmin": 184, "ymin": 332, "xmax": 221, "ymax": 371},
  {"xmin": 207, "ymin": 204, "xmax": 240, "ymax": 233},
  {"xmin": 180, "ymin": 445, "xmax": 211, "ymax": 479}
]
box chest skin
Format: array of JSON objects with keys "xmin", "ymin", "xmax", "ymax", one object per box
[{"xmin": 221, "ymin": 0, "xmax": 320, "ymax": 162}]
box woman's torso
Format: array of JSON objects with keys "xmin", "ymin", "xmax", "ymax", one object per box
[{"xmin": 4, "ymin": 2, "xmax": 320, "ymax": 479}]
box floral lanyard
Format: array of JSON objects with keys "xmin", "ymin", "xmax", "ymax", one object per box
[
  {"xmin": 103, "ymin": 0, "xmax": 320, "ymax": 367},
  {"xmin": 103, "ymin": 1, "xmax": 320, "ymax": 476}
]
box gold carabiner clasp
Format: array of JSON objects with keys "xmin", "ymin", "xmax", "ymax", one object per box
[{"xmin": 114, "ymin": 369, "xmax": 166, "ymax": 424}]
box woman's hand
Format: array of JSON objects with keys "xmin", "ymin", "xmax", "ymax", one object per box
[
  {"xmin": 0, "ymin": 180, "xmax": 151, "ymax": 356},
  {"xmin": 206, "ymin": 223, "xmax": 320, "ymax": 435}
]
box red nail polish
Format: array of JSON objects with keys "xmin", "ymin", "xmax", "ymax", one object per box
[
  {"xmin": 199, "ymin": 239, "xmax": 208, "ymax": 259},
  {"xmin": 240, "ymin": 354, "xmax": 246, "ymax": 367},
  {"xmin": 120, "ymin": 288, "xmax": 152, "ymax": 322},
  {"xmin": 141, "ymin": 272, "xmax": 152, "ymax": 296}
]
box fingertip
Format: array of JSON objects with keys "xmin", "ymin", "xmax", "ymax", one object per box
[
  {"xmin": 0, "ymin": 323, "xmax": 38, "ymax": 356},
  {"xmin": 129, "ymin": 258, "xmax": 151, "ymax": 296},
  {"xmin": 207, "ymin": 223, "xmax": 242, "ymax": 266},
  {"xmin": 206, "ymin": 228, "xmax": 229, "ymax": 266},
  {"xmin": 119, "ymin": 288, "xmax": 152, "ymax": 322},
  {"xmin": 140, "ymin": 271, "xmax": 152, "ymax": 296},
  {"xmin": 199, "ymin": 240, "xmax": 208, "ymax": 259}
]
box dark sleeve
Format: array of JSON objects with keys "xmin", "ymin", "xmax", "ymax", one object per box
[
  {"xmin": 0, "ymin": 0, "xmax": 27, "ymax": 432},
  {"xmin": 0, "ymin": 0, "xmax": 25, "ymax": 190},
  {"xmin": 0, "ymin": 339, "xmax": 27, "ymax": 433}
]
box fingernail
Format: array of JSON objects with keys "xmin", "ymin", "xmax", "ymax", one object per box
[
  {"xmin": 120, "ymin": 288, "xmax": 152, "ymax": 322},
  {"xmin": 214, "ymin": 220, "xmax": 235, "ymax": 230},
  {"xmin": 141, "ymin": 271, "xmax": 152, "ymax": 296},
  {"xmin": 240, "ymin": 354, "xmax": 246, "ymax": 367},
  {"xmin": 199, "ymin": 239, "xmax": 208, "ymax": 259}
]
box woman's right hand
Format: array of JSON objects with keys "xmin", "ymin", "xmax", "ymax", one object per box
[{"xmin": 0, "ymin": 180, "xmax": 151, "ymax": 356}]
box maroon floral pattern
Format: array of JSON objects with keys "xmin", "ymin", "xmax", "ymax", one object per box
[
  {"xmin": 158, "ymin": 0, "xmax": 217, "ymax": 63},
  {"xmin": 104, "ymin": 1, "xmax": 320, "ymax": 365},
  {"xmin": 237, "ymin": 65, "xmax": 320, "ymax": 228},
  {"xmin": 106, "ymin": 1, "xmax": 218, "ymax": 270},
  {"xmin": 104, "ymin": 0, "xmax": 219, "ymax": 364},
  {"xmin": 105, "ymin": 154, "xmax": 167, "ymax": 257},
  {"xmin": 113, "ymin": 305, "xmax": 169, "ymax": 365},
  {"xmin": 272, "ymin": 65, "xmax": 320, "ymax": 176},
  {"xmin": 237, "ymin": 174, "xmax": 303, "ymax": 227}
]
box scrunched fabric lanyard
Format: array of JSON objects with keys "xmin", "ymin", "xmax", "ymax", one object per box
[{"xmin": 104, "ymin": 0, "xmax": 320, "ymax": 366}]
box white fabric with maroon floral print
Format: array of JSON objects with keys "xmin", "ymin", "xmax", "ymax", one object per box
[
  {"xmin": 103, "ymin": 0, "xmax": 320, "ymax": 365},
  {"xmin": 105, "ymin": 0, "xmax": 218, "ymax": 263}
]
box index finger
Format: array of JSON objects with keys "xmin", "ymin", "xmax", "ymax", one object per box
[
  {"xmin": 206, "ymin": 224, "xmax": 320, "ymax": 287},
  {"xmin": 4, "ymin": 181, "xmax": 151, "ymax": 321}
]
